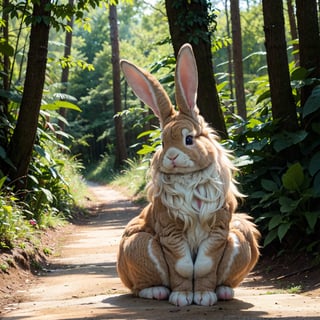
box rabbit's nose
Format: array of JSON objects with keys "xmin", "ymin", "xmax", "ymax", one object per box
[{"xmin": 168, "ymin": 153, "xmax": 178, "ymax": 161}]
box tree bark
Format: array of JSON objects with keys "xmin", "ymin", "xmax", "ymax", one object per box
[
  {"xmin": 165, "ymin": 0, "xmax": 228, "ymax": 139},
  {"xmin": 225, "ymin": 0, "xmax": 234, "ymax": 113},
  {"xmin": 0, "ymin": 0, "xmax": 10, "ymax": 152},
  {"xmin": 295, "ymin": 0, "xmax": 320, "ymax": 106},
  {"xmin": 286, "ymin": 0, "xmax": 299, "ymax": 64},
  {"xmin": 262, "ymin": 0, "xmax": 298, "ymax": 131},
  {"xmin": 8, "ymin": 0, "xmax": 51, "ymax": 187},
  {"xmin": 59, "ymin": 0, "xmax": 74, "ymax": 131},
  {"xmin": 1, "ymin": 0, "xmax": 10, "ymax": 117},
  {"xmin": 109, "ymin": 4, "xmax": 128, "ymax": 168},
  {"xmin": 230, "ymin": 0, "xmax": 246, "ymax": 120}
]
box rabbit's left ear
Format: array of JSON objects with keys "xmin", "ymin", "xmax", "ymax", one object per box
[
  {"xmin": 175, "ymin": 43, "xmax": 199, "ymax": 118},
  {"xmin": 120, "ymin": 60, "xmax": 174, "ymax": 125}
]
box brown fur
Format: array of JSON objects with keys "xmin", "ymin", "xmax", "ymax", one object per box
[{"xmin": 117, "ymin": 44, "xmax": 260, "ymax": 306}]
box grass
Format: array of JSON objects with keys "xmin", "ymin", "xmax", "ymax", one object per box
[
  {"xmin": 0, "ymin": 154, "xmax": 89, "ymax": 252},
  {"xmin": 86, "ymin": 156, "xmax": 149, "ymax": 202},
  {"xmin": 263, "ymin": 284, "xmax": 302, "ymax": 295},
  {"xmin": 85, "ymin": 154, "xmax": 116, "ymax": 184},
  {"xmin": 110, "ymin": 159, "xmax": 148, "ymax": 202}
]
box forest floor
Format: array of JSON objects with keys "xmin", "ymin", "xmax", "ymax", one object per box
[{"xmin": 1, "ymin": 183, "xmax": 320, "ymax": 319}]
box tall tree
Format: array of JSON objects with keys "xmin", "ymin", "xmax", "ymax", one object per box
[
  {"xmin": 295, "ymin": 0, "xmax": 320, "ymax": 106},
  {"xmin": 7, "ymin": 0, "xmax": 51, "ymax": 187},
  {"xmin": 262, "ymin": 0, "xmax": 298, "ymax": 132},
  {"xmin": 59, "ymin": 0, "xmax": 74, "ymax": 132},
  {"xmin": 1, "ymin": 0, "xmax": 10, "ymax": 118},
  {"xmin": 0, "ymin": 0, "xmax": 11, "ymax": 152},
  {"xmin": 286, "ymin": 0, "xmax": 299, "ymax": 64},
  {"xmin": 230, "ymin": 0, "xmax": 246, "ymax": 120},
  {"xmin": 165, "ymin": 0, "xmax": 228, "ymax": 138},
  {"xmin": 224, "ymin": 0, "xmax": 234, "ymax": 112},
  {"xmin": 109, "ymin": 4, "xmax": 127, "ymax": 167}
]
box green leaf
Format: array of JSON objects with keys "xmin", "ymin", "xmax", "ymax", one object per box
[
  {"xmin": 261, "ymin": 179, "xmax": 278, "ymax": 192},
  {"xmin": 309, "ymin": 151, "xmax": 320, "ymax": 176},
  {"xmin": 268, "ymin": 215, "xmax": 282, "ymax": 230},
  {"xmin": 304, "ymin": 211, "xmax": 320, "ymax": 230},
  {"xmin": 290, "ymin": 67, "xmax": 308, "ymax": 81},
  {"xmin": 0, "ymin": 176, "xmax": 7, "ymax": 190},
  {"xmin": 34, "ymin": 145, "xmax": 52, "ymax": 163},
  {"xmin": 137, "ymin": 144, "xmax": 156, "ymax": 155},
  {"xmin": 272, "ymin": 131, "xmax": 308, "ymax": 152},
  {"xmin": 0, "ymin": 39, "xmax": 14, "ymax": 56},
  {"xmin": 282, "ymin": 162, "xmax": 304, "ymax": 191},
  {"xmin": 41, "ymin": 101, "xmax": 81, "ymax": 112},
  {"xmin": 263, "ymin": 228, "xmax": 278, "ymax": 247},
  {"xmin": 256, "ymin": 89, "xmax": 270, "ymax": 104},
  {"xmin": 278, "ymin": 222, "xmax": 292, "ymax": 242},
  {"xmin": 279, "ymin": 196, "xmax": 300, "ymax": 213},
  {"xmin": 40, "ymin": 187, "xmax": 53, "ymax": 203},
  {"xmin": 303, "ymin": 85, "xmax": 320, "ymax": 118},
  {"xmin": 314, "ymin": 171, "xmax": 320, "ymax": 196},
  {"xmin": 0, "ymin": 146, "xmax": 6, "ymax": 159}
]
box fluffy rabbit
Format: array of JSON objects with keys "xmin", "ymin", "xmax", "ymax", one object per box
[{"xmin": 117, "ymin": 43, "xmax": 260, "ymax": 307}]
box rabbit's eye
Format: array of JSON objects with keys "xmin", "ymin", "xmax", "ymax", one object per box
[{"xmin": 185, "ymin": 135, "xmax": 193, "ymax": 145}]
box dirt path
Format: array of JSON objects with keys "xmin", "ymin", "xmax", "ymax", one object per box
[{"xmin": 2, "ymin": 184, "xmax": 320, "ymax": 320}]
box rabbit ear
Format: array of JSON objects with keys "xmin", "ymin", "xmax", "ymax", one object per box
[
  {"xmin": 175, "ymin": 43, "xmax": 199, "ymax": 118},
  {"xmin": 120, "ymin": 60, "xmax": 174, "ymax": 124}
]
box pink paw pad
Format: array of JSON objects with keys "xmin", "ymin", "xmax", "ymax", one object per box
[{"xmin": 216, "ymin": 286, "xmax": 234, "ymax": 300}]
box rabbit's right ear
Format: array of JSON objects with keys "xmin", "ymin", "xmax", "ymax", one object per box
[{"xmin": 120, "ymin": 60, "xmax": 174, "ymax": 124}]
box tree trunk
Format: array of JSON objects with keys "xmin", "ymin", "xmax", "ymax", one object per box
[
  {"xmin": 109, "ymin": 5, "xmax": 127, "ymax": 168},
  {"xmin": 8, "ymin": 0, "xmax": 51, "ymax": 188},
  {"xmin": 59, "ymin": 0, "xmax": 74, "ymax": 132},
  {"xmin": 225, "ymin": 0, "xmax": 234, "ymax": 114},
  {"xmin": 165, "ymin": 0, "xmax": 228, "ymax": 139},
  {"xmin": 0, "ymin": 0, "xmax": 10, "ymax": 152},
  {"xmin": 1, "ymin": 0, "xmax": 10, "ymax": 117},
  {"xmin": 262, "ymin": 0, "xmax": 298, "ymax": 131},
  {"xmin": 295, "ymin": 0, "xmax": 320, "ymax": 106},
  {"xmin": 286, "ymin": 0, "xmax": 299, "ymax": 64},
  {"xmin": 230, "ymin": 0, "xmax": 246, "ymax": 120}
]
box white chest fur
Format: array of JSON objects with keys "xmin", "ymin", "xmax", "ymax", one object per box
[{"xmin": 154, "ymin": 165, "xmax": 227, "ymax": 255}]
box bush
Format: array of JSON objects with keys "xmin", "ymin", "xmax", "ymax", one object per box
[{"xmin": 229, "ymin": 85, "xmax": 320, "ymax": 254}]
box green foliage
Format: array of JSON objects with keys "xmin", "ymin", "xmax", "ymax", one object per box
[
  {"xmin": 67, "ymin": 2, "xmax": 173, "ymax": 164},
  {"xmin": 228, "ymin": 85, "xmax": 320, "ymax": 252},
  {"xmin": 0, "ymin": 90, "xmax": 86, "ymax": 249},
  {"xmin": 172, "ymin": 0, "xmax": 217, "ymax": 45},
  {"xmin": 85, "ymin": 153, "xmax": 115, "ymax": 183},
  {"xmin": 110, "ymin": 158, "xmax": 148, "ymax": 202},
  {"xmin": 0, "ymin": 184, "xmax": 33, "ymax": 249}
]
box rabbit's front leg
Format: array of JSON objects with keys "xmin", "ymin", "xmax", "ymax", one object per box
[
  {"xmin": 160, "ymin": 234, "xmax": 194, "ymax": 306},
  {"xmin": 193, "ymin": 237, "xmax": 226, "ymax": 305},
  {"xmin": 193, "ymin": 210, "xmax": 230, "ymax": 306}
]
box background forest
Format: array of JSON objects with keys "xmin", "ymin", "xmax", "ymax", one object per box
[{"xmin": 0, "ymin": 0, "xmax": 320, "ymax": 264}]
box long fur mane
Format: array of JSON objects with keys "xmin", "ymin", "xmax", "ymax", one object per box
[{"xmin": 147, "ymin": 134, "xmax": 243, "ymax": 231}]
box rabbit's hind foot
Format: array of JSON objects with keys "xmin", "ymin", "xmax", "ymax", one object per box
[{"xmin": 216, "ymin": 285, "xmax": 234, "ymax": 300}]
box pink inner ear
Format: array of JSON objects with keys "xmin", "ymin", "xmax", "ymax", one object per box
[
  {"xmin": 178, "ymin": 49, "xmax": 198, "ymax": 110},
  {"xmin": 122, "ymin": 62, "xmax": 161, "ymax": 118}
]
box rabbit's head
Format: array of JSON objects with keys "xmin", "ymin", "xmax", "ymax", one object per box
[{"xmin": 121, "ymin": 44, "xmax": 228, "ymax": 175}]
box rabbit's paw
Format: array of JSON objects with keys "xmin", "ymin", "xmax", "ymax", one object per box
[
  {"xmin": 138, "ymin": 286, "xmax": 170, "ymax": 300},
  {"xmin": 216, "ymin": 286, "xmax": 234, "ymax": 300},
  {"xmin": 193, "ymin": 291, "xmax": 217, "ymax": 306},
  {"xmin": 169, "ymin": 291, "xmax": 193, "ymax": 306}
]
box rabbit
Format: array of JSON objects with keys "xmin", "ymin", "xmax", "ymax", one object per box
[{"xmin": 117, "ymin": 43, "xmax": 260, "ymax": 307}]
